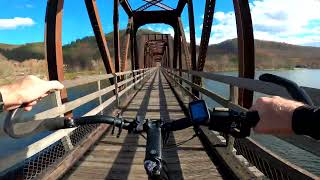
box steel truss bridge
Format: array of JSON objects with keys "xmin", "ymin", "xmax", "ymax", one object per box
[{"xmin": 0, "ymin": 0, "xmax": 319, "ymax": 179}]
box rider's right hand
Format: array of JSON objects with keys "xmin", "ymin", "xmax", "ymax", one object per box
[{"xmin": 249, "ymin": 96, "xmax": 304, "ymax": 135}]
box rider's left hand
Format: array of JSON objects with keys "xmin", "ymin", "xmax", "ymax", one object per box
[{"xmin": 0, "ymin": 75, "xmax": 64, "ymax": 111}]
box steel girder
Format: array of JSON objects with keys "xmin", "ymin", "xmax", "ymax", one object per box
[
  {"xmin": 114, "ymin": 0, "xmax": 120, "ymax": 72},
  {"xmin": 45, "ymin": 0, "xmax": 72, "ymax": 116},
  {"xmin": 85, "ymin": 0, "xmax": 115, "ymax": 74},
  {"xmin": 198, "ymin": 0, "xmax": 216, "ymax": 72},
  {"xmin": 142, "ymin": 0, "xmax": 173, "ymax": 11},
  {"xmin": 233, "ymin": 0, "xmax": 255, "ymax": 108},
  {"xmin": 120, "ymin": 0, "xmax": 133, "ymax": 17},
  {"xmin": 121, "ymin": 18, "xmax": 132, "ymax": 72}
]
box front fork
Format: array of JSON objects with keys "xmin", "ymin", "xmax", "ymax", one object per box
[{"xmin": 144, "ymin": 119, "xmax": 163, "ymax": 178}]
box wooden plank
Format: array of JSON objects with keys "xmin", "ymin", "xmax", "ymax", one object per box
[
  {"xmin": 64, "ymin": 69, "xmax": 224, "ymax": 179},
  {"xmin": 0, "ymin": 69, "xmax": 153, "ymax": 173}
]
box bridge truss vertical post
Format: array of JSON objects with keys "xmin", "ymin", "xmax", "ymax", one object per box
[
  {"xmin": 133, "ymin": 29, "xmax": 140, "ymax": 70},
  {"xmin": 113, "ymin": 0, "xmax": 120, "ymax": 73},
  {"xmin": 121, "ymin": 18, "xmax": 132, "ymax": 72},
  {"xmin": 187, "ymin": 0, "xmax": 199, "ymax": 97},
  {"xmin": 130, "ymin": 23, "xmax": 135, "ymax": 71},
  {"xmin": 45, "ymin": 0, "xmax": 71, "ymax": 114},
  {"xmin": 167, "ymin": 35, "xmax": 171, "ymax": 69},
  {"xmin": 178, "ymin": 18, "xmax": 191, "ymax": 70},
  {"xmin": 173, "ymin": 26, "xmax": 179, "ymax": 69},
  {"xmin": 233, "ymin": 0, "xmax": 255, "ymax": 108},
  {"xmin": 85, "ymin": 0, "xmax": 115, "ymax": 74},
  {"xmin": 178, "ymin": 35, "xmax": 183, "ymax": 84}
]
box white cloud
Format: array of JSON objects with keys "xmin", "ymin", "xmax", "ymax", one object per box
[
  {"xmin": 145, "ymin": 25, "xmax": 175, "ymax": 37},
  {"xmin": 26, "ymin": 4, "xmax": 33, "ymax": 8},
  {"xmin": 208, "ymin": 0, "xmax": 320, "ymax": 45},
  {"xmin": 0, "ymin": 17, "xmax": 35, "ymax": 30}
]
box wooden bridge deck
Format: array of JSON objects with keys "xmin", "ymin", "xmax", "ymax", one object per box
[{"xmin": 62, "ymin": 69, "xmax": 224, "ymax": 179}]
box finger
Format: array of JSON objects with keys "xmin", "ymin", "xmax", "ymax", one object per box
[
  {"xmin": 24, "ymin": 106, "xmax": 33, "ymax": 112},
  {"xmin": 47, "ymin": 81, "xmax": 64, "ymax": 91},
  {"xmin": 40, "ymin": 93, "xmax": 49, "ymax": 98},
  {"xmin": 26, "ymin": 100, "xmax": 37, "ymax": 106}
]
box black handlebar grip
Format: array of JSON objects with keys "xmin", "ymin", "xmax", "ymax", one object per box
[
  {"xmin": 244, "ymin": 111, "xmax": 260, "ymax": 128},
  {"xmin": 259, "ymin": 73, "xmax": 313, "ymax": 106},
  {"xmin": 161, "ymin": 118, "xmax": 193, "ymax": 131}
]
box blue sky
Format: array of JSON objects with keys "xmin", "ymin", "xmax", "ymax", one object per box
[{"xmin": 0, "ymin": 0, "xmax": 319, "ymax": 46}]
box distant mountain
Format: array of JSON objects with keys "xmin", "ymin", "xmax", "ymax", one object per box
[
  {"xmin": 204, "ymin": 39, "xmax": 320, "ymax": 71},
  {"xmin": 1, "ymin": 30, "xmax": 320, "ymax": 71}
]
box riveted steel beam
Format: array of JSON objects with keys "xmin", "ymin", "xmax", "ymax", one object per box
[
  {"xmin": 187, "ymin": 0, "xmax": 197, "ymax": 71},
  {"xmin": 142, "ymin": 0, "xmax": 173, "ymax": 11},
  {"xmin": 85, "ymin": 0, "xmax": 115, "ymax": 74},
  {"xmin": 198, "ymin": 0, "xmax": 216, "ymax": 71},
  {"xmin": 233, "ymin": 0, "xmax": 255, "ymax": 108},
  {"xmin": 121, "ymin": 18, "xmax": 132, "ymax": 72},
  {"xmin": 114, "ymin": 0, "xmax": 120, "ymax": 72},
  {"xmin": 120, "ymin": 0, "xmax": 132, "ymax": 17},
  {"xmin": 133, "ymin": 10, "xmax": 178, "ymax": 29},
  {"xmin": 136, "ymin": 0, "xmax": 163, "ymax": 12},
  {"xmin": 45, "ymin": 0, "xmax": 69, "ymax": 105},
  {"xmin": 173, "ymin": 26, "xmax": 179, "ymax": 69},
  {"xmin": 177, "ymin": 18, "xmax": 191, "ymax": 70},
  {"xmin": 176, "ymin": 0, "xmax": 187, "ymax": 15}
]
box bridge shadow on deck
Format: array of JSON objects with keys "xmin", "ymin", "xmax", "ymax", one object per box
[
  {"xmin": 158, "ymin": 71, "xmax": 184, "ymax": 179},
  {"xmin": 103, "ymin": 71, "xmax": 157, "ymax": 179}
]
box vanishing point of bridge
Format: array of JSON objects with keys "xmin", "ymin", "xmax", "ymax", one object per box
[{"xmin": 0, "ymin": 0, "xmax": 319, "ymax": 179}]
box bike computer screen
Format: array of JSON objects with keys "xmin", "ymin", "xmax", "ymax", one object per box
[{"xmin": 189, "ymin": 100, "xmax": 210, "ymax": 124}]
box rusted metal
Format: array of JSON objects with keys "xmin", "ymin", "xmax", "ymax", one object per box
[
  {"xmin": 187, "ymin": 0, "xmax": 197, "ymax": 71},
  {"xmin": 114, "ymin": 0, "xmax": 120, "ymax": 72},
  {"xmin": 133, "ymin": 10, "xmax": 177, "ymax": 30},
  {"xmin": 233, "ymin": 0, "xmax": 255, "ymax": 108},
  {"xmin": 187, "ymin": 0, "xmax": 199, "ymax": 97},
  {"xmin": 135, "ymin": 0, "xmax": 163, "ymax": 11},
  {"xmin": 121, "ymin": 18, "xmax": 132, "ymax": 72},
  {"xmin": 45, "ymin": 0, "xmax": 70, "ymax": 107},
  {"xmin": 85, "ymin": 0, "xmax": 115, "ymax": 74},
  {"xmin": 142, "ymin": 0, "xmax": 173, "ymax": 11},
  {"xmin": 176, "ymin": 0, "xmax": 187, "ymax": 15},
  {"xmin": 130, "ymin": 25, "xmax": 135, "ymax": 71},
  {"xmin": 120, "ymin": 0, "xmax": 132, "ymax": 17},
  {"xmin": 173, "ymin": 27, "xmax": 179, "ymax": 69},
  {"xmin": 178, "ymin": 18, "xmax": 191, "ymax": 70},
  {"xmin": 197, "ymin": 0, "xmax": 216, "ymax": 71},
  {"xmin": 133, "ymin": 31, "xmax": 139, "ymax": 69}
]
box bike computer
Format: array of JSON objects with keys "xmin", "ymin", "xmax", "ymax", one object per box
[{"xmin": 189, "ymin": 100, "xmax": 210, "ymax": 124}]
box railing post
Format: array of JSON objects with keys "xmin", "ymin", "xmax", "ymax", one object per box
[
  {"xmin": 114, "ymin": 73, "xmax": 119, "ymax": 107},
  {"xmin": 54, "ymin": 91, "xmax": 74, "ymax": 151},
  {"xmin": 97, "ymin": 80, "xmax": 103, "ymax": 115},
  {"xmin": 61, "ymin": 135, "xmax": 74, "ymax": 151},
  {"xmin": 227, "ymin": 85, "xmax": 238, "ymax": 151}
]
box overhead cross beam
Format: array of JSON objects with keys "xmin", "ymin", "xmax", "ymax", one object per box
[
  {"xmin": 120, "ymin": 0, "xmax": 133, "ymax": 16},
  {"xmin": 142, "ymin": 0, "xmax": 173, "ymax": 11},
  {"xmin": 135, "ymin": 0, "xmax": 163, "ymax": 12}
]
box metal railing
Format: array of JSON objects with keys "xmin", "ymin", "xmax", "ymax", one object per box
[
  {"xmin": 163, "ymin": 67, "xmax": 319, "ymax": 180},
  {"xmin": 0, "ymin": 68, "xmax": 156, "ymax": 179}
]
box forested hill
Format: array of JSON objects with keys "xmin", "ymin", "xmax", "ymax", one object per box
[{"xmin": 1, "ymin": 29, "xmax": 320, "ymax": 71}]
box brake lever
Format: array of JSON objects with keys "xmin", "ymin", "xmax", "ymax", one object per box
[{"xmin": 259, "ymin": 73, "xmax": 313, "ymax": 105}]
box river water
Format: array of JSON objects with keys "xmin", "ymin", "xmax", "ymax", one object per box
[
  {"xmin": 0, "ymin": 69, "xmax": 319, "ymax": 175},
  {"xmin": 202, "ymin": 68, "xmax": 320, "ymax": 175}
]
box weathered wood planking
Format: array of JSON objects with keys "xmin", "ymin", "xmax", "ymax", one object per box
[{"xmin": 62, "ymin": 70, "xmax": 223, "ymax": 179}]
